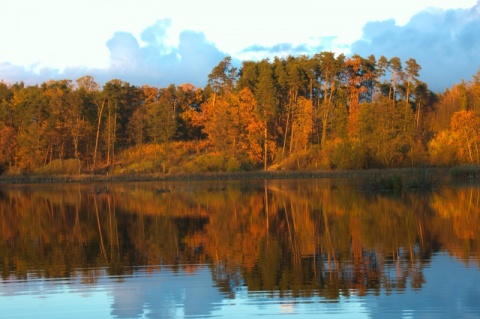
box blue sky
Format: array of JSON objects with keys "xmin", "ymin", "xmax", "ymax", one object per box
[{"xmin": 1, "ymin": 0, "xmax": 479, "ymax": 92}]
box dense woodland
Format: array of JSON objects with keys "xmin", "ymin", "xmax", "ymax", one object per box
[{"xmin": 1, "ymin": 52, "xmax": 480, "ymax": 175}]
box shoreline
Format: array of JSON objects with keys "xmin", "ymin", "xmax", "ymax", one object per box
[{"xmin": 0, "ymin": 166, "xmax": 479, "ymax": 185}]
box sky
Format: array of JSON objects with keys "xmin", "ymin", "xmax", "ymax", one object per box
[{"xmin": 1, "ymin": 0, "xmax": 479, "ymax": 92}]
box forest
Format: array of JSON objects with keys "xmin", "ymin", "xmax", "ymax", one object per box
[{"xmin": 0, "ymin": 52, "xmax": 480, "ymax": 175}]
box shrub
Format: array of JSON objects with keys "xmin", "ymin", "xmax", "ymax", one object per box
[
  {"xmin": 331, "ymin": 140, "xmax": 366, "ymax": 170},
  {"xmin": 226, "ymin": 157, "xmax": 241, "ymax": 172},
  {"xmin": 34, "ymin": 159, "xmax": 82, "ymax": 175},
  {"xmin": 194, "ymin": 153, "xmax": 226, "ymax": 172},
  {"xmin": 428, "ymin": 131, "xmax": 458, "ymax": 166}
]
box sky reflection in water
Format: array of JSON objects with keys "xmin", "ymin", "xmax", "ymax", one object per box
[{"xmin": 1, "ymin": 255, "xmax": 479, "ymax": 318}]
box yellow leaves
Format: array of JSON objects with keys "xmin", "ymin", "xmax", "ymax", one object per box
[
  {"xmin": 199, "ymin": 88, "xmax": 265, "ymax": 166},
  {"xmin": 141, "ymin": 85, "xmax": 160, "ymax": 105},
  {"xmin": 0, "ymin": 125, "xmax": 16, "ymax": 164},
  {"xmin": 450, "ymin": 110, "xmax": 480, "ymax": 163},
  {"xmin": 44, "ymin": 87, "xmax": 64, "ymax": 98},
  {"xmin": 429, "ymin": 110, "xmax": 480, "ymax": 165},
  {"xmin": 290, "ymin": 97, "xmax": 313, "ymax": 152},
  {"xmin": 428, "ymin": 130, "xmax": 459, "ymax": 166}
]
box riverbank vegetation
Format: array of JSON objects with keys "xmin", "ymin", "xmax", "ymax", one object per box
[{"xmin": 1, "ymin": 53, "xmax": 480, "ymax": 176}]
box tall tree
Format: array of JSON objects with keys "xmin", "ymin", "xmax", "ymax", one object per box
[
  {"xmin": 64, "ymin": 90, "xmax": 90, "ymax": 170},
  {"xmin": 290, "ymin": 97, "xmax": 314, "ymax": 153},
  {"xmin": 315, "ymin": 52, "xmax": 344, "ymax": 149},
  {"xmin": 207, "ymin": 56, "xmax": 237, "ymax": 105},
  {"xmin": 404, "ymin": 58, "xmax": 421, "ymax": 105},
  {"xmin": 237, "ymin": 61, "xmax": 258, "ymax": 93},
  {"xmin": 389, "ymin": 57, "xmax": 403, "ymax": 102},
  {"xmin": 344, "ymin": 55, "xmax": 369, "ymax": 135},
  {"xmin": 146, "ymin": 94, "xmax": 177, "ymax": 173},
  {"xmin": 75, "ymin": 76, "xmax": 102, "ymax": 169},
  {"xmin": 255, "ymin": 59, "xmax": 278, "ymax": 170},
  {"xmin": 102, "ymin": 80, "xmax": 140, "ymax": 165}
]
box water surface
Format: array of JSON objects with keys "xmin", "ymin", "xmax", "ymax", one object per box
[{"xmin": 0, "ymin": 179, "xmax": 479, "ymax": 318}]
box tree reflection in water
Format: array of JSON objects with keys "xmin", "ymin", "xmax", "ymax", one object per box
[{"xmin": 0, "ymin": 179, "xmax": 478, "ymax": 299}]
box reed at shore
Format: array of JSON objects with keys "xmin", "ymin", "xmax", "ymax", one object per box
[{"xmin": 1, "ymin": 166, "xmax": 479, "ymax": 187}]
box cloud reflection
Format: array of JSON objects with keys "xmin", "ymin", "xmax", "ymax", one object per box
[{"xmin": 110, "ymin": 267, "xmax": 223, "ymax": 319}]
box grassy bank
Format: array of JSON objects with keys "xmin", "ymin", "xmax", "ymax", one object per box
[{"xmin": 1, "ymin": 166, "xmax": 478, "ymax": 186}]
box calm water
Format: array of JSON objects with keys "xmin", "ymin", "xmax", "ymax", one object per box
[{"xmin": 0, "ymin": 179, "xmax": 479, "ymax": 318}]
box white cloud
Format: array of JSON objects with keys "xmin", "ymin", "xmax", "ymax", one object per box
[
  {"xmin": 0, "ymin": 0, "xmax": 478, "ymax": 90},
  {"xmin": 1, "ymin": 19, "xmax": 227, "ymax": 88},
  {"xmin": 351, "ymin": 2, "xmax": 480, "ymax": 92},
  {"xmin": 1, "ymin": 0, "xmax": 477, "ymax": 69}
]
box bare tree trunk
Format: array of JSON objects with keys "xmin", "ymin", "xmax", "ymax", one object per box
[
  {"xmin": 264, "ymin": 122, "xmax": 268, "ymax": 170},
  {"xmin": 321, "ymin": 104, "xmax": 329, "ymax": 149},
  {"xmin": 290, "ymin": 124, "xmax": 295, "ymax": 154},
  {"xmin": 106, "ymin": 104, "xmax": 111, "ymax": 165},
  {"xmin": 415, "ymin": 102, "xmax": 421, "ymax": 129},
  {"xmin": 93, "ymin": 99, "xmax": 106, "ymax": 171},
  {"xmin": 112, "ymin": 112, "xmax": 117, "ymax": 166},
  {"xmin": 282, "ymin": 102, "xmax": 290, "ymax": 155}
]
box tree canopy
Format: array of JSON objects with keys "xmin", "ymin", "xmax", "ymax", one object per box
[{"xmin": 1, "ymin": 52, "xmax": 480, "ymax": 175}]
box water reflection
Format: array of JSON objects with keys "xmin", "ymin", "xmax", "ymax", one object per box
[{"xmin": 0, "ymin": 179, "xmax": 479, "ymax": 318}]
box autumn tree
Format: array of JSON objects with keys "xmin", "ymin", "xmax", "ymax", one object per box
[
  {"xmin": 358, "ymin": 98, "xmax": 413, "ymax": 167},
  {"xmin": 344, "ymin": 55, "xmax": 369, "ymax": 135},
  {"xmin": 234, "ymin": 88, "xmax": 265, "ymax": 166},
  {"xmin": 175, "ymin": 83, "xmax": 204, "ymax": 141},
  {"xmin": 450, "ymin": 110, "xmax": 480, "ymax": 163},
  {"xmin": 404, "ymin": 58, "xmax": 421, "ymax": 104},
  {"xmin": 207, "ymin": 56, "xmax": 237, "ymax": 106},
  {"xmin": 201, "ymin": 93, "xmax": 239, "ymax": 156},
  {"xmin": 290, "ymin": 97, "xmax": 313, "ymax": 153},
  {"xmin": 64, "ymin": 91, "xmax": 90, "ymax": 171},
  {"xmin": 315, "ymin": 52, "xmax": 344, "ymax": 149},
  {"xmin": 255, "ymin": 59, "xmax": 278, "ymax": 170},
  {"xmin": 389, "ymin": 57, "xmax": 403, "ymax": 102},
  {"xmin": 127, "ymin": 85, "xmax": 158, "ymax": 149},
  {"xmin": 0, "ymin": 125, "xmax": 15, "ymax": 172},
  {"xmin": 146, "ymin": 94, "xmax": 176, "ymax": 173},
  {"xmin": 237, "ymin": 61, "xmax": 258, "ymax": 93},
  {"xmin": 101, "ymin": 80, "xmax": 140, "ymax": 165},
  {"xmin": 0, "ymin": 84, "xmax": 15, "ymax": 172}
]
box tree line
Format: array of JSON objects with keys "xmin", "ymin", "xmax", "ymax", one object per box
[{"xmin": 0, "ymin": 52, "xmax": 479, "ymax": 175}]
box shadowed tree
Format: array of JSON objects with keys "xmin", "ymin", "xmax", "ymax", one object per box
[
  {"xmin": 255, "ymin": 59, "xmax": 278, "ymax": 170},
  {"xmin": 237, "ymin": 61, "xmax": 258, "ymax": 93},
  {"xmin": 146, "ymin": 94, "xmax": 177, "ymax": 173}
]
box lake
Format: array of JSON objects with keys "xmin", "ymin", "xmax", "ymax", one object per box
[{"xmin": 0, "ymin": 178, "xmax": 479, "ymax": 318}]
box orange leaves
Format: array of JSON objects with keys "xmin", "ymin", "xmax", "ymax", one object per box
[
  {"xmin": 0, "ymin": 125, "xmax": 16, "ymax": 169},
  {"xmin": 200, "ymin": 88, "xmax": 265, "ymax": 166},
  {"xmin": 450, "ymin": 110, "xmax": 480, "ymax": 163},
  {"xmin": 429, "ymin": 110, "xmax": 480, "ymax": 165},
  {"xmin": 290, "ymin": 97, "xmax": 313, "ymax": 152},
  {"xmin": 141, "ymin": 85, "xmax": 160, "ymax": 105}
]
